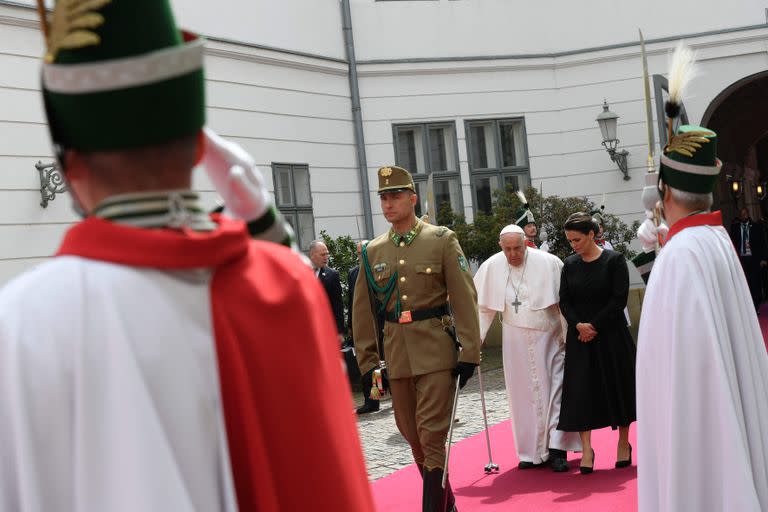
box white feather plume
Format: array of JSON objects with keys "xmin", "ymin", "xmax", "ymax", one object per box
[
  {"xmin": 515, "ymin": 190, "xmax": 528, "ymax": 206},
  {"xmin": 667, "ymin": 42, "xmax": 696, "ymax": 106}
]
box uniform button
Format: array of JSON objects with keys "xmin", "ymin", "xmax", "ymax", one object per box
[
  {"xmin": 426, "ymin": 268, "xmax": 432, "ymax": 274},
  {"xmin": 399, "ymin": 259, "xmax": 405, "ymax": 265},
  {"xmin": 400, "ymin": 277, "xmax": 406, "ymax": 282},
  {"xmin": 399, "ymin": 241, "xmax": 405, "ymax": 247},
  {"xmin": 402, "ymin": 295, "xmax": 408, "ymax": 301}
]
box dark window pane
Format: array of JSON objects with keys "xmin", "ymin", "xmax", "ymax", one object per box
[
  {"xmin": 434, "ymin": 178, "xmax": 461, "ymax": 214},
  {"xmin": 429, "ymin": 127, "xmax": 447, "ymax": 171},
  {"xmin": 470, "ymin": 125, "xmax": 488, "ymax": 169},
  {"xmin": 274, "ymin": 165, "xmax": 293, "ymax": 206},
  {"xmin": 397, "ymin": 126, "xmax": 427, "ymax": 173},
  {"xmin": 474, "ymin": 176, "xmax": 498, "ymax": 215},
  {"xmin": 293, "ymin": 166, "xmax": 311, "ymax": 206},
  {"xmin": 398, "ymin": 129, "xmax": 417, "ymax": 170},
  {"xmin": 297, "ymin": 212, "xmax": 315, "ymax": 251},
  {"xmin": 503, "ymin": 175, "xmax": 519, "ymax": 191},
  {"xmin": 500, "ymin": 122, "xmax": 517, "ymax": 167}
]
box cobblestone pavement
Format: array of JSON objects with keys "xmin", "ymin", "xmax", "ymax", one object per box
[{"xmin": 355, "ymin": 366, "xmax": 509, "ymax": 481}]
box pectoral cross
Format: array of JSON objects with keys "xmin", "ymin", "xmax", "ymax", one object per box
[{"xmin": 511, "ymin": 297, "xmax": 521, "ymax": 313}]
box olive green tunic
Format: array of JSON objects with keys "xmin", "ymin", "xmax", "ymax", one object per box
[{"xmin": 352, "ymin": 219, "xmax": 481, "ymax": 379}]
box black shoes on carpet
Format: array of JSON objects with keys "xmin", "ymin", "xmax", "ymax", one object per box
[
  {"xmin": 517, "ymin": 460, "xmax": 546, "ymax": 470},
  {"xmin": 517, "ymin": 444, "xmax": 631, "ymax": 475},
  {"xmin": 579, "ymin": 449, "xmax": 595, "ymax": 474},
  {"xmin": 517, "ymin": 449, "xmax": 569, "ymax": 472},
  {"xmin": 548, "ymin": 449, "xmax": 569, "ymax": 472},
  {"xmin": 615, "ymin": 444, "xmax": 632, "ymax": 468}
]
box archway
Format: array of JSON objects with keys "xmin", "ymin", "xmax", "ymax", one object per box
[{"xmin": 700, "ymin": 71, "xmax": 768, "ymax": 227}]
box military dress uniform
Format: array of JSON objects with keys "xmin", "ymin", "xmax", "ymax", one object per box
[{"xmin": 352, "ymin": 166, "xmax": 481, "ymax": 512}]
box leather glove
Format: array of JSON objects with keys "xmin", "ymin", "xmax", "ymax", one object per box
[
  {"xmin": 637, "ymin": 214, "xmax": 669, "ymax": 253},
  {"xmin": 452, "ymin": 362, "xmax": 477, "ymax": 390}
]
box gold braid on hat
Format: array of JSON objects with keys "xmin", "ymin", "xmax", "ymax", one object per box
[
  {"xmin": 40, "ymin": 0, "xmax": 112, "ymax": 63},
  {"xmin": 665, "ymin": 130, "xmax": 714, "ymax": 158}
]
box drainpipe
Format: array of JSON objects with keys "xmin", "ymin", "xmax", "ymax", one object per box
[{"xmin": 340, "ymin": 0, "xmax": 373, "ymax": 239}]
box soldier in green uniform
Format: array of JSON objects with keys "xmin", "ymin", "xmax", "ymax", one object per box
[{"xmin": 352, "ymin": 165, "xmax": 481, "ymax": 512}]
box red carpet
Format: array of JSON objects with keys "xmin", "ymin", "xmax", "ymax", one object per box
[
  {"xmin": 372, "ymin": 422, "xmax": 638, "ymax": 511},
  {"xmin": 372, "ymin": 306, "xmax": 768, "ymax": 511}
]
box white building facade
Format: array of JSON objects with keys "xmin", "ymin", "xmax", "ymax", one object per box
[{"xmin": 1, "ymin": 0, "xmax": 767, "ymax": 285}]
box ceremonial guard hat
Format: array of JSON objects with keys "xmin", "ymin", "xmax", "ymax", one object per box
[
  {"xmin": 514, "ymin": 190, "xmax": 535, "ymax": 227},
  {"xmin": 631, "ymin": 43, "xmax": 721, "ymax": 283},
  {"xmin": 377, "ymin": 166, "xmax": 415, "ymax": 194},
  {"xmin": 40, "ymin": 0, "xmax": 205, "ymax": 153}
]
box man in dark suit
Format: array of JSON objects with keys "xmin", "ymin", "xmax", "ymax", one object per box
[
  {"xmin": 730, "ymin": 207, "xmax": 767, "ymax": 313},
  {"xmin": 348, "ymin": 240, "xmax": 380, "ymax": 414},
  {"xmin": 309, "ymin": 240, "xmax": 345, "ymax": 341}
]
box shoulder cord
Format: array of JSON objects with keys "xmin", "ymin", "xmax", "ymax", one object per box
[{"xmin": 361, "ymin": 243, "xmax": 402, "ymax": 319}]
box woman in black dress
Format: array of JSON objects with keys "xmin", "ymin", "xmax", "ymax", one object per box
[{"xmin": 557, "ymin": 212, "xmax": 635, "ymax": 474}]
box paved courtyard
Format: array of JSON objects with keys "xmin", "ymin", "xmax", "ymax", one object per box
[{"xmin": 354, "ymin": 364, "xmax": 510, "ymax": 481}]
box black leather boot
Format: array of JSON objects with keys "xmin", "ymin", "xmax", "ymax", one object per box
[
  {"xmin": 422, "ymin": 468, "xmax": 458, "ymax": 512},
  {"xmin": 355, "ymin": 380, "xmax": 380, "ymax": 414},
  {"xmin": 422, "ymin": 468, "xmax": 447, "ymax": 512}
]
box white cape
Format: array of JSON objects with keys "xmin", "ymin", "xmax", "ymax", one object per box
[
  {"xmin": 637, "ymin": 224, "xmax": 768, "ymax": 512},
  {"xmin": 0, "ymin": 258, "xmax": 237, "ymax": 512},
  {"xmin": 475, "ymin": 250, "xmax": 563, "ymax": 340}
]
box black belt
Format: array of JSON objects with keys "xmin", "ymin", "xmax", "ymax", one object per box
[{"xmin": 384, "ymin": 304, "xmax": 450, "ymax": 323}]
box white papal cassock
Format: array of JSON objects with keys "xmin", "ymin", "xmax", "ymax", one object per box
[
  {"xmin": 637, "ymin": 214, "xmax": 768, "ymax": 512},
  {"xmin": 475, "ymin": 250, "xmax": 581, "ymax": 464}
]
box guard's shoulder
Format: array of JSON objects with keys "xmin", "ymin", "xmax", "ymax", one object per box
[
  {"xmin": 366, "ymin": 232, "xmax": 390, "ymax": 251},
  {"xmin": 421, "ymin": 223, "xmax": 454, "ymax": 240}
]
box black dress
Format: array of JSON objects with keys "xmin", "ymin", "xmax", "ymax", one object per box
[{"xmin": 557, "ymin": 249, "xmax": 636, "ymax": 432}]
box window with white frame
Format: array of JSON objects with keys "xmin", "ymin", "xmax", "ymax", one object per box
[
  {"xmin": 392, "ymin": 122, "xmax": 463, "ymax": 220},
  {"xmin": 272, "ymin": 163, "xmax": 315, "ymax": 251},
  {"xmin": 466, "ymin": 118, "xmax": 530, "ymax": 214}
]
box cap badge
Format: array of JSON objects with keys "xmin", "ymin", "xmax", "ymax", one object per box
[{"xmin": 380, "ymin": 167, "xmax": 393, "ymax": 177}]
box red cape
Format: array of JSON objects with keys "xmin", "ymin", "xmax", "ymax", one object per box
[{"xmin": 58, "ymin": 216, "xmax": 375, "ymax": 511}]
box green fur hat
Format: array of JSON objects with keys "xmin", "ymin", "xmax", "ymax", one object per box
[{"xmin": 40, "ymin": 0, "xmax": 205, "ymax": 152}]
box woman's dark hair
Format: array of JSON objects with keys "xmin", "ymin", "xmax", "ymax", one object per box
[{"xmin": 563, "ymin": 212, "xmax": 599, "ymax": 235}]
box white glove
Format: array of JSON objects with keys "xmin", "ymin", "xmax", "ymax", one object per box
[
  {"xmin": 202, "ymin": 127, "xmax": 270, "ymax": 222},
  {"xmin": 637, "ymin": 215, "xmax": 669, "ymax": 253},
  {"xmin": 201, "ymin": 127, "xmax": 299, "ymax": 251}
]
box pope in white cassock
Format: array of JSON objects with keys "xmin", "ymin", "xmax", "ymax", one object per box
[
  {"xmin": 474, "ymin": 224, "xmax": 581, "ymax": 471},
  {"xmin": 637, "ymin": 123, "xmax": 768, "ymax": 511}
]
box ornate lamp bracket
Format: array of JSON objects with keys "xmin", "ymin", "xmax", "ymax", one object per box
[{"xmin": 36, "ymin": 160, "xmax": 67, "ymax": 208}]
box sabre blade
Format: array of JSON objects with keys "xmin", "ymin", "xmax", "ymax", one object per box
[{"xmin": 639, "ymin": 29, "xmax": 656, "ymax": 164}]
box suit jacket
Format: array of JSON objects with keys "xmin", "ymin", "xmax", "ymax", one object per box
[
  {"xmin": 730, "ymin": 219, "xmax": 767, "ymax": 260},
  {"xmin": 318, "ymin": 266, "xmax": 345, "ymax": 334}
]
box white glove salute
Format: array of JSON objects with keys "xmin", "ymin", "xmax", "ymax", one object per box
[
  {"xmin": 202, "ymin": 127, "xmax": 299, "ymax": 251},
  {"xmin": 637, "ymin": 212, "xmax": 669, "ymax": 253}
]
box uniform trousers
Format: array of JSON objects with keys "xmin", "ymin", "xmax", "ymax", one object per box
[{"xmin": 389, "ymin": 369, "xmax": 454, "ymax": 469}]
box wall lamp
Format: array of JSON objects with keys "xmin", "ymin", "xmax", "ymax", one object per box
[
  {"xmin": 726, "ymin": 174, "xmax": 744, "ymax": 201},
  {"xmin": 36, "ymin": 160, "xmax": 67, "ymax": 208},
  {"xmin": 596, "ymin": 100, "xmax": 630, "ymax": 181},
  {"xmin": 757, "ymin": 182, "xmax": 767, "ymax": 201}
]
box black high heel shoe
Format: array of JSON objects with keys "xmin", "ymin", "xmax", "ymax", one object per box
[
  {"xmin": 615, "ymin": 444, "xmax": 632, "ymax": 468},
  {"xmin": 580, "ymin": 449, "xmax": 595, "ymax": 474}
]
